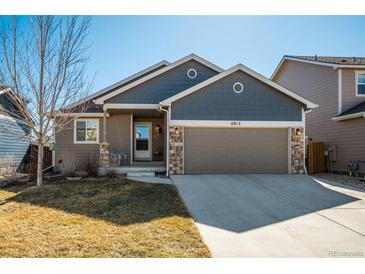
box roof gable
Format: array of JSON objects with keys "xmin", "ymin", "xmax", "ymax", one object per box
[
  {"xmin": 104, "ymin": 59, "xmax": 219, "ymax": 105},
  {"xmin": 95, "ymin": 54, "xmax": 223, "ymax": 104},
  {"xmin": 170, "ymin": 70, "xmax": 304, "ymax": 122},
  {"xmin": 161, "ymin": 64, "xmax": 317, "ymax": 110},
  {"xmin": 66, "ymin": 60, "xmax": 170, "ymax": 109},
  {"xmin": 0, "ymin": 87, "xmax": 30, "ymax": 121},
  {"xmin": 271, "ymin": 55, "xmax": 365, "ymax": 80}
]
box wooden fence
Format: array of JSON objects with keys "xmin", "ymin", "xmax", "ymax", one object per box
[
  {"xmin": 22, "ymin": 145, "xmax": 52, "ymax": 175},
  {"xmin": 307, "ymin": 142, "xmax": 325, "ymax": 175}
]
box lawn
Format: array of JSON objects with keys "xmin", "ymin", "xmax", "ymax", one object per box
[{"xmin": 0, "ymin": 178, "xmax": 210, "ymax": 258}]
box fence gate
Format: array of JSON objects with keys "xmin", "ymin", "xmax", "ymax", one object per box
[{"xmin": 307, "ymin": 142, "xmax": 325, "ymax": 175}]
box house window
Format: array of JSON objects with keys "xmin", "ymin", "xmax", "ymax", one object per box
[
  {"xmin": 74, "ymin": 119, "xmax": 99, "ymax": 144},
  {"xmin": 356, "ymin": 71, "xmax": 365, "ymax": 96}
]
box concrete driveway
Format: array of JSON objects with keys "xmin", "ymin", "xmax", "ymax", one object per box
[{"xmin": 171, "ymin": 174, "xmax": 365, "ymax": 257}]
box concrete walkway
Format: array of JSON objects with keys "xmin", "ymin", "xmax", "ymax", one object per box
[
  {"xmin": 127, "ymin": 176, "xmax": 173, "ymax": 185},
  {"xmin": 171, "ymin": 174, "xmax": 365, "ymax": 257}
]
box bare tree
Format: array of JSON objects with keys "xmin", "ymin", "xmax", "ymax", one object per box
[{"xmin": 0, "ymin": 16, "xmax": 92, "ymax": 186}]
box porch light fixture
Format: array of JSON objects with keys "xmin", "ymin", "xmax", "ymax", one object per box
[
  {"xmin": 187, "ymin": 68, "xmax": 197, "ymax": 79},
  {"xmin": 156, "ymin": 124, "xmax": 162, "ymax": 133},
  {"xmin": 174, "ymin": 127, "xmax": 179, "ymax": 135},
  {"xmin": 296, "ymin": 128, "xmax": 301, "ymax": 136}
]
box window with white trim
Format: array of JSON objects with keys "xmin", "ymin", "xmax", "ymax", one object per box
[
  {"xmin": 356, "ymin": 71, "xmax": 365, "ymax": 96},
  {"xmin": 74, "ymin": 119, "xmax": 99, "ymax": 144}
]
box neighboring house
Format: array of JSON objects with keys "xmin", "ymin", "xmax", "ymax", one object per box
[
  {"xmin": 54, "ymin": 54, "xmax": 316, "ymax": 175},
  {"xmin": 272, "ymin": 55, "xmax": 365, "ymax": 174},
  {"xmin": 0, "ymin": 87, "xmax": 31, "ymax": 172}
]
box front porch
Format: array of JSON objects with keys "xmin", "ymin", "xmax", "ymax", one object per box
[
  {"xmin": 99, "ymin": 161, "xmax": 167, "ymax": 176},
  {"xmin": 97, "ymin": 105, "xmax": 167, "ymax": 176}
]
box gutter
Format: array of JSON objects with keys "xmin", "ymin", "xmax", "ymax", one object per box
[
  {"xmin": 332, "ymin": 112, "xmax": 365, "ymax": 121},
  {"xmin": 53, "ymin": 112, "xmax": 110, "ymax": 118},
  {"xmin": 333, "ymin": 65, "xmax": 365, "ymax": 69}
]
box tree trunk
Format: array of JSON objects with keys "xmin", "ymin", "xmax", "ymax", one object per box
[{"xmin": 37, "ymin": 140, "xmax": 43, "ymax": 186}]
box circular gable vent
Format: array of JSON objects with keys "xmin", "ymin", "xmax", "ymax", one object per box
[
  {"xmin": 187, "ymin": 68, "xmax": 197, "ymax": 79},
  {"xmin": 233, "ymin": 82, "xmax": 244, "ymax": 94}
]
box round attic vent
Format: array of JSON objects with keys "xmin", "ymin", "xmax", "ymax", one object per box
[
  {"xmin": 187, "ymin": 68, "xmax": 197, "ymax": 79},
  {"xmin": 233, "ymin": 82, "xmax": 244, "ymax": 94}
]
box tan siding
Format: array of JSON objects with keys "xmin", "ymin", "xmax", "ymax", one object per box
[
  {"xmin": 274, "ymin": 60, "xmax": 365, "ymax": 173},
  {"xmin": 342, "ymin": 68, "xmax": 365, "ymax": 111},
  {"xmin": 184, "ymin": 128, "xmax": 288, "ymax": 174},
  {"xmin": 55, "ymin": 118, "xmax": 103, "ymax": 168},
  {"xmin": 106, "ymin": 114, "xmax": 131, "ymax": 162},
  {"xmin": 55, "ymin": 114, "xmax": 131, "ymax": 169},
  {"xmin": 329, "ymin": 118, "xmax": 365, "ymax": 172}
]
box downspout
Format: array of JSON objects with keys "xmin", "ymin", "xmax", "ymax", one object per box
[
  {"xmin": 303, "ymin": 108, "xmax": 313, "ymax": 175},
  {"xmin": 159, "ymin": 104, "xmax": 169, "ymax": 177}
]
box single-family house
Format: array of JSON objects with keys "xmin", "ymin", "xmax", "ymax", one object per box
[
  {"xmin": 0, "ymin": 87, "xmax": 31, "ymax": 173},
  {"xmin": 54, "ymin": 54, "xmax": 316, "ymax": 176},
  {"xmin": 272, "ymin": 55, "xmax": 365, "ymax": 174}
]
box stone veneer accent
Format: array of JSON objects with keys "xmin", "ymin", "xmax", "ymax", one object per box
[
  {"xmin": 290, "ymin": 127, "xmax": 305, "ymax": 174},
  {"xmin": 169, "ymin": 126, "xmax": 184, "ymax": 175},
  {"xmin": 100, "ymin": 143, "xmax": 110, "ymax": 168}
]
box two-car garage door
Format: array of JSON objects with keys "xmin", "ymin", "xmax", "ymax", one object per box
[{"xmin": 184, "ymin": 128, "xmax": 288, "ymax": 174}]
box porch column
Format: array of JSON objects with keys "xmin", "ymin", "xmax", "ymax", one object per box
[
  {"xmin": 100, "ymin": 109, "xmax": 110, "ymax": 168},
  {"xmin": 103, "ymin": 109, "xmax": 107, "ymax": 143},
  {"xmin": 169, "ymin": 126, "xmax": 184, "ymax": 175},
  {"xmin": 290, "ymin": 127, "xmax": 304, "ymax": 174}
]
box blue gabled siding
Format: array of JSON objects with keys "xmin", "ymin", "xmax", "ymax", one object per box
[
  {"xmin": 171, "ymin": 70, "xmax": 303, "ymax": 121},
  {"xmin": 105, "ymin": 60, "xmax": 218, "ymax": 104},
  {"xmin": 0, "ymin": 116, "xmax": 31, "ymax": 170}
]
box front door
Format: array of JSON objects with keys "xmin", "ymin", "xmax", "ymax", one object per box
[{"xmin": 134, "ymin": 123, "xmax": 152, "ymax": 161}]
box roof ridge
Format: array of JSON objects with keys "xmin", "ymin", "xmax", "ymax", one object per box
[{"xmin": 287, "ymin": 55, "xmax": 365, "ymax": 57}]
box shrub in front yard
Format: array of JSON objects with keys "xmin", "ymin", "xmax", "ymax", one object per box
[
  {"xmin": 84, "ymin": 155, "xmax": 98, "ymax": 177},
  {"xmin": 0, "ymin": 155, "xmax": 17, "ymax": 176},
  {"xmin": 59, "ymin": 158, "xmax": 79, "ymax": 178}
]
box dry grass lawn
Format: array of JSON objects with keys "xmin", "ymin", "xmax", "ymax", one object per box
[{"xmin": 0, "ymin": 178, "xmax": 210, "ymax": 257}]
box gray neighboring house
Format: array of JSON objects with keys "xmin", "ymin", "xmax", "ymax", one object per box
[
  {"xmin": 54, "ymin": 54, "xmax": 316, "ymax": 176},
  {"xmin": 272, "ymin": 55, "xmax": 365, "ymax": 174},
  {"xmin": 0, "ymin": 87, "xmax": 31, "ymax": 172}
]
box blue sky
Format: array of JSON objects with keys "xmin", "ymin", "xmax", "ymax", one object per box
[
  {"xmin": 9, "ymin": 16, "xmax": 365, "ymax": 92},
  {"xmin": 87, "ymin": 16, "xmax": 365, "ymax": 92}
]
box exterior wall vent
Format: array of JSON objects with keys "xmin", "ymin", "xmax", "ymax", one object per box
[
  {"xmin": 233, "ymin": 82, "xmax": 244, "ymax": 94},
  {"xmin": 187, "ymin": 68, "xmax": 197, "ymax": 79}
]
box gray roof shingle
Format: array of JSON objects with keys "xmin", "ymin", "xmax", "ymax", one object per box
[
  {"xmin": 287, "ymin": 55, "xmax": 365, "ymax": 65},
  {"xmin": 337, "ymin": 101, "xmax": 365, "ymax": 117}
]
